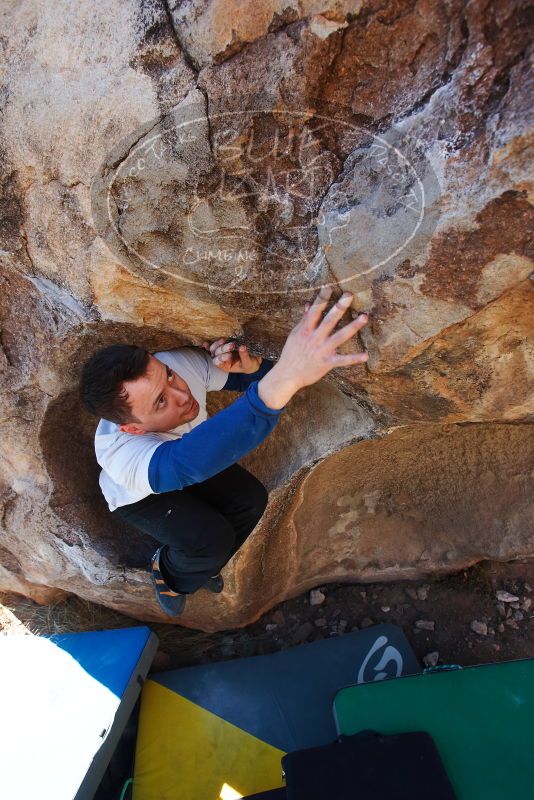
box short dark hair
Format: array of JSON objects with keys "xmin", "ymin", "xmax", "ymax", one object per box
[{"xmin": 79, "ymin": 344, "xmax": 151, "ymax": 424}]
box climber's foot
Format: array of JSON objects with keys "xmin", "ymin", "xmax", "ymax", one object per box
[
  {"xmin": 201, "ymin": 573, "xmax": 224, "ymax": 593},
  {"xmin": 150, "ymin": 546, "xmax": 186, "ymax": 617}
]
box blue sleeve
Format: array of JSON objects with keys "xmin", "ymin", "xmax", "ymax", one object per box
[
  {"xmin": 148, "ymin": 379, "xmax": 284, "ymax": 493},
  {"xmin": 222, "ymin": 358, "xmax": 275, "ymax": 391}
]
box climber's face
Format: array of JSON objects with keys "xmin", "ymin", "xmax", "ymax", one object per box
[{"xmin": 118, "ymin": 355, "xmax": 199, "ymax": 434}]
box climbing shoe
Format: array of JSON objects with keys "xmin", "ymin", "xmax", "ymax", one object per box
[
  {"xmin": 149, "ymin": 546, "xmax": 186, "ymax": 617},
  {"xmin": 201, "ymin": 573, "xmax": 224, "ymax": 593}
]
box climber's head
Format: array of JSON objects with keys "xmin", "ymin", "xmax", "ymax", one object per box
[{"xmin": 79, "ymin": 345, "xmax": 199, "ymax": 434}]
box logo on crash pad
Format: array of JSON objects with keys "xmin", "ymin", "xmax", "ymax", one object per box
[{"xmin": 358, "ymin": 635, "xmax": 403, "ymax": 683}]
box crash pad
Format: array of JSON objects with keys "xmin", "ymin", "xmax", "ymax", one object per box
[
  {"xmin": 133, "ymin": 623, "xmax": 419, "ymax": 800},
  {"xmin": 334, "ymin": 657, "xmax": 534, "ymax": 799},
  {"xmin": 0, "ymin": 626, "xmax": 158, "ymax": 800}
]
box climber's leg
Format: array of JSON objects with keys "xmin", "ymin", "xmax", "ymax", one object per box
[
  {"xmin": 112, "ymin": 464, "xmax": 268, "ymax": 594},
  {"xmin": 185, "ymin": 463, "xmax": 269, "ymax": 559},
  {"xmin": 113, "ymin": 488, "xmax": 237, "ymax": 593}
]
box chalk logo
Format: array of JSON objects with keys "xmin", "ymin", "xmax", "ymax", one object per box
[{"xmin": 92, "ymin": 94, "xmax": 440, "ymax": 297}]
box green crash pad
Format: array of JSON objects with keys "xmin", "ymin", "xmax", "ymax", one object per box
[{"xmin": 333, "ymin": 658, "xmax": 534, "ymax": 799}]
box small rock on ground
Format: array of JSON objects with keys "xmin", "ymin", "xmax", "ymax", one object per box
[
  {"xmin": 415, "ymin": 620, "xmax": 435, "ymax": 631},
  {"xmin": 470, "ymin": 620, "xmax": 488, "ymax": 635},
  {"xmin": 423, "ymin": 651, "xmax": 439, "ymax": 667},
  {"xmin": 293, "ymin": 621, "xmax": 314, "ymax": 643},
  {"xmin": 310, "ymin": 589, "xmax": 326, "ymax": 606},
  {"xmin": 496, "ymin": 590, "xmax": 519, "ymax": 603},
  {"xmin": 271, "ymin": 610, "xmax": 286, "ymax": 625}
]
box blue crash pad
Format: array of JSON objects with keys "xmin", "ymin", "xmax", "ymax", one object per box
[{"xmin": 0, "ymin": 625, "xmax": 158, "ymax": 800}]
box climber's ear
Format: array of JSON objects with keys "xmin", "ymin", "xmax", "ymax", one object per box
[{"xmin": 119, "ymin": 422, "xmax": 146, "ymax": 435}]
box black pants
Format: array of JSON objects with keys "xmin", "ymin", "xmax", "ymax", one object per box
[{"xmin": 112, "ymin": 463, "xmax": 268, "ymax": 594}]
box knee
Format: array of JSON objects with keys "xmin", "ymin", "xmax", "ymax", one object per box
[{"xmin": 181, "ymin": 523, "xmax": 236, "ymax": 559}]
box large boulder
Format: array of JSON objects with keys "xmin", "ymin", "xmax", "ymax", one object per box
[{"xmin": 0, "ymin": 0, "xmax": 532, "ymax": 629}]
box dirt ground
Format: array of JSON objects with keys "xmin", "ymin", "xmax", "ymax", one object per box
[{"xmin": 1, "ymin": 558, "xmax": 533, "ymax": 672}]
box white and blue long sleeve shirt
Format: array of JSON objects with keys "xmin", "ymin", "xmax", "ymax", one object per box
[{"xmin": 94, "ymin": 347, "xmax": 280, "ymax": 511}]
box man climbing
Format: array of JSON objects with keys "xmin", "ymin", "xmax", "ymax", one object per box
[{"xmin": 79, "ymin": 286, "xmax": 368, "ymax": 616}]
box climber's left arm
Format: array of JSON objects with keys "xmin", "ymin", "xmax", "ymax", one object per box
[
  {"xmin": 221, "ymin": 356, "xmax": 275, "ymax": 390},
  {"xmin": 202, "ymin": 338, "xmax": 276, "ymax": 391}
]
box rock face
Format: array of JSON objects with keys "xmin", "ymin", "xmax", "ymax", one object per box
[{"xmin": 0, "ymin": 0, "xmax": 532, "ymax": 630}]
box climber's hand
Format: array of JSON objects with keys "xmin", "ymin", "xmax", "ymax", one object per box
[
  {"xmin": 202, "ymin": 338, "xmax": 263, "ymax": 374},
  {"xmin": 274, "ymin": 286, "xmax": 369, "ymax": 391}
]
